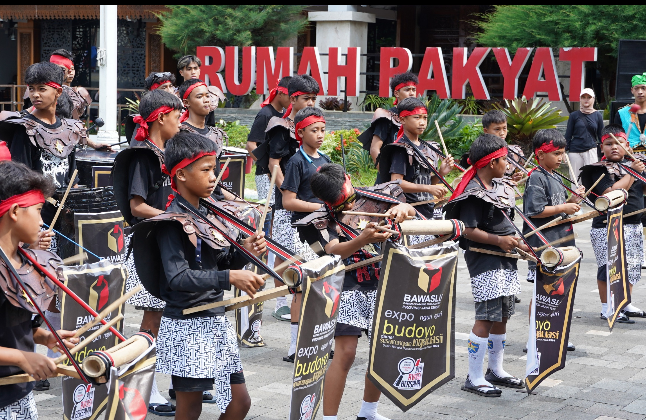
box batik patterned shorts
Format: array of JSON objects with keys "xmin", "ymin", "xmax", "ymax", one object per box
[
  {"xmin": 157, "ymin": 315, "xmax": 242, "ymax": 413},
  {"xmin": 0, "ymin": 392, "xmax": 38, "ymax": 420},
  {"xmin": 336, "ymin": 289, "xmax": 377, "ymax": 338},
  {"xmin": 272, "ymin": 209, "xmax": 318, "ymax": 261},
  {"xmin": 470, "ymin": 269, "xmax": 520, "ymax": 303},
  {"xmin": 255, "ymin": 174, "xmax": 275, "ymax": 206}
]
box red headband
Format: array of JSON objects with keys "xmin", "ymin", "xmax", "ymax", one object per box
[
  {"xmin": 396, "ymin": 107, "xmax": 428, "ymax": 141},
  {"xmin": 0, "ymin": 190, "xmax": 45, "ymax": 218},
  {"xmin": 393, "ymin": 81, "xmax": 416, "ymax": 105},
  {"xmin": 0, "ymin": 141, "xmax": 11, "ymax": 161},
  {"xmin": 326, "ymin": 174, "xmax": 353, "ymax": 208},
  {"xmin": 534, "ymin": 141, "xmax": 560, "ymax": 161},
  {"xmin": 150, "ymin": 80, "xmax": 171, "ymax": 91},
  {"xmin": 448, "ymin": 148, "xmax": 508, "ymax": 201},
  {"xmin": 29, "ymin": 82, "xmax": 61, "ymax": 90},
  {"xmin": 295, "ymin": 116, "xmax": 326, "ymax": 143},
  {"xmin": 50, "ymin": 54, "xmax": 73, "ymax": 70},
  {"xmin": 162, "ymin": 151, "xmax": 217, "ymax": 193},
  {"xmin": 179, "ymin": 82, "xmax": 208, "ymax": 123},
  {"xmin": 133, "ymin": 106, "xmax": 175, "ymax": 141},
  {"xmin": 261, "ymin": 86, "xmax": 288, "ymax": 108},
  {"xmin": 601, "ymin": 132, "xmax": 627, "ymax": 143},
  {"xmin": 283, "ymin": 91, "xmax": 316, "ymax": 119}
]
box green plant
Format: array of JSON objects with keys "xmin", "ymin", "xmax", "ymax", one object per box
[
  {"xmin": 318, "ymin": 97, "xmax": 352, "ymax": 111},
  {"xmin": 444, "ymin": 122, "xmax": 482, "ymax": 158},
  {"xmin": 213, "ymin": 119, "xmax": 251, "ymax": 148},
  {"xmin": 158, "ymin": 6, "xmax": 307, "ymax": 56},
  {"xmin": 493, "ymin": 97, "xmax": 568, "ymax": 155},
  {"xmin": 361, "ymin": 95, "xmax": 394, "ymax": 112},
  {"xmin": 421, "ymin": 94, "xmax": 468, "ymax": 147},
  {"xmin": 457, "ymin": 95, "xmax": 481, "ymax": 115},
  {"xmin": 321, "ymin": 128, "xmax": 361, "ymax": 164},
  {"xmin": 125, "ymin": 97, "xmax": 140, "ymax": 114},
  {"xmin": 345, "ymin": 147, "xmax": 374, "ymax": 174}
]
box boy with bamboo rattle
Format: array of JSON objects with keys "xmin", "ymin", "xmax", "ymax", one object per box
[
  {"xmin": 0, "ymin": 161, "xmax": 79, "ymax": 419},
  {"xmin": 580, "ymin": 124, "xmax": 646, "ymax": 323}
]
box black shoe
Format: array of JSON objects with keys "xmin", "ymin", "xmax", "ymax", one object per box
[
  {"xmin": 202, "ymin": 391, "xmax": 217, "ymax": 403},
  {"xmin": 484, "ymin": 369, "xmax": 524, "ymax": 389},
  {"xmin": 600, "ymin": 311, "xmax": 635, "ymax": 324},
  {"xmin": 515, "ymin": 296, "xmax": 521, "ymax": 303},
  {"xmin": 329, "ymin": 350, "xmax": 334, "ymax": 360},
  {"xmin": 624, "ymin": 309, "xmax": 646, "ymax": 318},
  {"xmin": 168, "ymin": 389, "xmax": 176, "ymax": 400},
  {"xmin": 283, "ymin": 353, "xmax": 295, "ymax": 363},
  {"xmin": 33, "ymin": 379, "xmax": 50, "ymax": 391},
  {"xmin": 148, "ymin": 403, "xmax": 176, "ymax": 417},
  {"xmin": 460, "ymin": 376, "xmax": 501, "ymax": 397},
  {"xmin": 523, "ymin": 347, "xmax": 527, "ymax": 353},
  {"xmin": 567, "ymin": 342, "xmax": 575, "ymax": 351}
]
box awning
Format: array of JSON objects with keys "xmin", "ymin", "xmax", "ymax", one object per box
[{"xmin": 0, "ymin": 5, "xmax": 166, "ymax": 21}]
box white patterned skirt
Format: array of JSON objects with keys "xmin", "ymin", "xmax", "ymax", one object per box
[
  {"xmin": 273, "ymin": 209, "xmax": 318, "ymax": 261},
  {"xmin": 470, "ymin": 269, "xmax": 520, "ymax": 303},
  {"xmin": 157, "ymin": 315, "xmax": 242, "ymax": 413},
  {"xmin": 0, "ymin": 392, "xmax": 37, "ymax": 420},
  {"xmin": 124, "ymin": 233, "xmax": 166, "ymax": 310},
  {"xmin": 255, "ymin": 174, "xmax": 275, "ymax": 206},
  {"xmin": 337, "ymin": 290, "xmax": 377, "ymax": 337},
  {"xmin": 591, "ymin": 224, "xmax": 643, "ymax": 285}
]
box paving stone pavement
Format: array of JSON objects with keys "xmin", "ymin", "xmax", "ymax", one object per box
[{"xmin": 30, "ymin": 216, "xmax": 646, "ymax": 419}]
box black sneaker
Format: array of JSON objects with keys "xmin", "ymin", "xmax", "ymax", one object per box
[
  {"xmin": 33, "ymin": 379, "xmax": 50, "ymax": 391},
  {"xmin": 567, "ymin": 342, "xmax": 575, "ymax": 351},
  {"xmin": 283, "ymin": 353, "xmax": 295, "ymax": 363},
  {"xmin": 600, "ymin": 311, "xmax": 635, "ymax": 324}
]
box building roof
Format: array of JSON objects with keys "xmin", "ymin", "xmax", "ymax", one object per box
[{"xmin": 0, "ymin": 5, "xmax": 166, "ymax": 20}]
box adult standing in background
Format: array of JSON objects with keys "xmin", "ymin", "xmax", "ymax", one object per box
[{"xmin": 565, "ymin": 88, "xmax": 603, "ymax": 178}]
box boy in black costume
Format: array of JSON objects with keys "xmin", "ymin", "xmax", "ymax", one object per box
[{"xmin": 131, "ymin": 131, "xmax": 266, "ymax": 420}]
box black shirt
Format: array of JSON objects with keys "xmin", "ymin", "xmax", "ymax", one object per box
[
  {"xmin": 0, "ymin": 292, "xmax": 35, "ymax": 408},
  {"xmin": 268, "ymin": 119, "xmax": 298, "ymax": 210},
  {"xmin": 580, "ymin": 161, "xmax": 646, "ymax": 228},
  {"xmin": 565, "ymin": 111, "xmax": 603, "ymax": 153},
  {"xmin": 157, "ymin": 196, "xmax": 247, "ymax": 319},
  {"xmin": 388, "ymin": 137, "xmax": 437, "ymax": 219},
  {"xmin": 248, "ymin": 105, "xmax": 284, "ymax": 175},
  {"xmin": 9, "ymin": 114, "xmax": 76, "ymax": 188},
  {"xmin": 372, "ymin": 107, "xmax": 399, "ymax": 147},
  {"xmin": 615, "ymin": 111, "xmax": 646, "ymax": 136},
  {"xmin": 127, "ymin": 142, "xmax": 172, "ymax": 224},
  {"xmin": 281, "ymin": 149, "xmax": 331, "ymax": 222},
  {"xmin": 457, "ymin": 194, "xmax": 518, "ymax": 278}
]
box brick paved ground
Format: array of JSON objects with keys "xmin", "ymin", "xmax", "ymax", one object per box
[{"xmin": 32, "ymin": 215, "xmax": 646, "ymax": 419}]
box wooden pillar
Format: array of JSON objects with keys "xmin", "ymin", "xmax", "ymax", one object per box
[
  {"xmin": 16, "ymin": 21, "xmax": 35, "ymax": 86},
  {"xmin": 145, "ymin": 22, "xmax": 164, "ymax": 75}
]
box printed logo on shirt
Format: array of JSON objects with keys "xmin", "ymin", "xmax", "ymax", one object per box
[
  {"xmin": 71, "ymin": 384, "xmax": 95, "ymax": 420},
  {"xmin": 393, "ymin": 357, "xmax": 424, "ymax": 390}
]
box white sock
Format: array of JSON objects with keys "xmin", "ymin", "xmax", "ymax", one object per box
[
  {"xmin": 624, "ymin": 303, "xmax": 642, "ymax": 313},
  {"xmin": 148, "ymin": 374, "xmax": 169, "ymax": 405},
  {"xmin": 275, "ymin": 296, "xmax": 287, "ymax": 309},
  {"xmin": 488, "ymin": 333, "xmax": 511, "ymax": 378},
  {"xmin": 323, "ymin": 417, "xmax": 337, "ymax": 420},
  {"xmin": 601, "ymin": 302, "xmax": 608, "ymax": 315},
  {"xmin": 467, "ymin": 332, "xmax": 491, "ymax": 387},
  {"xmin": 357, "ymin": 401, "xmax": 378, "ymax": 418},
  {"xmin": 288, "ymin": 323, "xmax": 298, "ymax": 356},
  {"xmin": 44, "ymin": 311, "xmax": 61, "ymax": 358}
]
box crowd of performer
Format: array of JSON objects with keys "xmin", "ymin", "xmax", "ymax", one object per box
[{"xmin": 1, "ymin": 47, "xmax": 646, "ymax": 420}]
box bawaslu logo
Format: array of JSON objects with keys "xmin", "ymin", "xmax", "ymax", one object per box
[
  {"xmin": 89, "ymin": 275, "xmax": 110, "ymax": 312},
  {"xmin": 107, "ymin": 224, "xmax": 124, "ymax": 254},
  {"xmin": 543, "ymin": 277, "xmax": 564, "ymax": 296},
  {"xmin": 322, "ymin": 281, "xmax": 340, "ymax": 318},
  {"xmin": 417, "ymin": 262, "xmax": 442, "ymax": 293},
  {"xmin": 393, "ymin": 357, "xmax": 424, "ymax": 390}
]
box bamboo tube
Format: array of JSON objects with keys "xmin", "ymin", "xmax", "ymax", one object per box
[
  {"xmin": 595, "ymin": 189, "xmax": 628, "ymax": 211},
  {"xmin": 48, "ymin": 169, "xmax": 78, "ymax": 232},
  {"xmin": 54, "ymin": 315, "xmax": 123, "ymax": 364},
  {"xmin": 399, "ymin": 219, "xmax": 461, "ymax": 236},
  {"xmin": 82, "ymin": 334, "xmax": 151, "ymax": 378},
  {"xmin": 540, "ymin": 246, "xmax": 580, "ymax": 268}
]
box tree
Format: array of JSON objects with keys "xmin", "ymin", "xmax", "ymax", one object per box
[
  {"xmin": 474, "ymin": 5, "xmax": 646, "ymax": 103},
  {"xmin": 157, "ymin": 5, "xmax": 308, "ymax": 56}
]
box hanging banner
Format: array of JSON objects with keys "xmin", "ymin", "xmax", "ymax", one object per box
[
  {"xmin": 74, "ymin": 210, "xmax": 126, "ymax": 264},
  {"xmin": 525, "ymin": 252, "xmax": 581, "ymax": 393},
  {"xmin": 104, "ymin": 345, "xmax": 156, "ymax": 420},
  {"xmin": 235, "ymin": 264, "xmax": 266, "ymax": 347},
  {"xmin": 59, "ymin": 260, "xmax": 127, "ymax": 420},
  {"xmin": 367, "ymin": 242, "xmax": 458, "ymax": 412},
  {"xmin": 605, "ymin": 205, "xmax": 630, "ymax": 331},
  {"xmin": 287, "ymin": 256, "xmax": 344, "ymax": 420}
]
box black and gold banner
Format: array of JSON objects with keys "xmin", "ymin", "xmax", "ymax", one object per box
[
  {"xmin": 74, "ymin": 210, "xmax": 126, "ymax": 264},
  {"xmin": 59, "ymin": 260, "xmax": 126, "ymax": 420},
  {"xmin": 288, "ymin": 256, "xmax": 344, "ymax": 420},
  {"xmin": 525, "ymin": 252, "xmax": 581, "ymax": 393},
  {"xmin": 605, "ymin": 204, "xmax": 630, "ymax": 331},
  {"xmin": 367, "ymin": 242, "xmax": 458, "ymax": 412},
  {"xmin": 104, "ymin": 345, "xmax": 156, "ymax": 420},
  {"xmin": 235, "ymin": 264, "xmax": 266, "ymax": 347}
]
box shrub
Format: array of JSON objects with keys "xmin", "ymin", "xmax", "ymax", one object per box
[
  {"xmin": 318, "ymin": 97, "xmax": 352, "ymax": 111},
  {"xmin": 214, "ymin": 120, "xmax": 250, "ymax": 148}
]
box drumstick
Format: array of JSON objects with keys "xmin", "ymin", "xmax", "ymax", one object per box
[
  {"xmin": 411, "ymin": 197, "xmax": 447, "ymax": 206},
  {"xmin": 214, "ymin": 158, "xmax": 231, "ymax": 186},
  {"xmin": 62, "ymin": 252, "xmax": 87, "ymax": 265},
  {"xmin": 564, "ymin": 154, "xmax": 579, "ymax": 188},
  {"xmin": 469, "ymin": 247, "xmax": 537, "ymax": 262},
  {"xmin": 257, "ymin": 166, "xmax": 277, "ymax": 235},
  {"xmin": 525, "ymin": 215, "xmax": 565, "ymax": 238},
  {"xmin": 524, "ymin": 152, "xmax": 534, "ymax": 167},
  {"xmin": 373, "ymin": 225, "xmax": 399, "ymax": 235},
  {"xmin": 48, "ymin": 169, "xmax": 78, "ymax": 232},
  {"xmin": 610, "ymin": 133, "xmax": 637, "ymax": 160},
  {"xmin": 580, "ymin": 174, "xmax": 605, "ymax": 201},
  {"xmin": 342, "ymin": 211, "xmax": 414, "ymax": 219},
  {"xmin": 603, "ymin": 207, "xmax": 646, "ymax": 223},
  {"xmin": 434, "ymin": 120, "xmax": 449, "ymax": 157},
  {"xmin": 550, "ymin": 210, "xmax": 599, "ymax": 227},
  {"xmin": 53, "ymin": 315, "xmax": 123, "ymax": 364},
  {"xmin": 73, "ymin": 285, "xmax": 141, "ymax": 338},
  {"xmin": 534, "ymin": 233, "xmax": 577, "ymax": 251}
]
